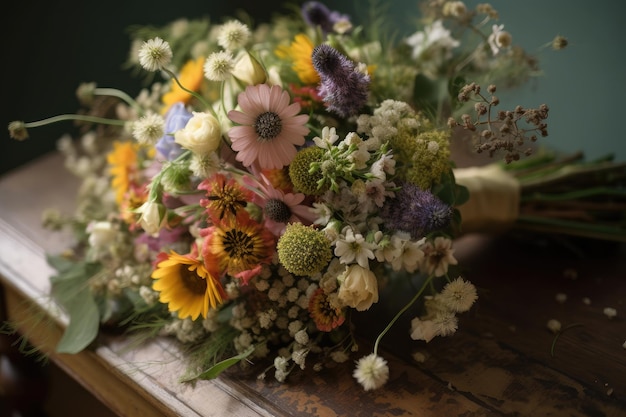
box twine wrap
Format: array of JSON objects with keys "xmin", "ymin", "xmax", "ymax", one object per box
[{"xmin": 454, "ymin": 164, "xmax": 521, "ymax": 234}]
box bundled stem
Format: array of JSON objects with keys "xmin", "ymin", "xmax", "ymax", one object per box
[{"xmin": 505, "ymin": 149, "xmax": 626, "ymax": 242}]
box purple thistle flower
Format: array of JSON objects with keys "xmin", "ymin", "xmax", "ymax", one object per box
[
  {"xmin": 382, "ymin": 183, "xmax": 452, "ymax": 238},
  {"xmin": 156, "ymin": 102, "xmax": 192, "ymax": 160},
  {"xmin": 312, "ymin": 44, "xmax": 370, "ymax": 118},
  {"xmin": 301, "ymin": 2, "xmax": 350, "ymax": 35}
]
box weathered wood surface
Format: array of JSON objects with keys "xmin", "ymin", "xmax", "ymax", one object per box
[{"xmin": 1, "ymin": 152, "xmax": 625, "ymax": 417}]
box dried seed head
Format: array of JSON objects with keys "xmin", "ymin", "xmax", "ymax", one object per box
[{"xmin": 552, "ymin": 35, "xmax": 568, "ymax": 50}]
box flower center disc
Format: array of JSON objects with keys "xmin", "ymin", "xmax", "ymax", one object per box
[
  {"xmin": 224, "ymin": 229, "xmax": 255, "ymax": 259},
  {"xmin": 264, "ymin": 198, "xmax": 292, "ymax": 223},
  {"xmin": 255, "ymin": 111, "xmax": 282, "ymax": 141},
  {"xmin": 179, "ymin": 266, "xmax": 207, "ymax": 295}
]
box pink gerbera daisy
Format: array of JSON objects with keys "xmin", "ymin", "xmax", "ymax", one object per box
[
  {"xmin": 247, "ymin": 174, "xmax": 317, "ymax": 236},
  {"xmin": 227, "ymin": 84, "xmax": 310, "ymax": 170}
]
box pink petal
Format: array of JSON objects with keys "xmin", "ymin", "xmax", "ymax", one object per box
[
  {"xmin": 267, "ymin": 85, "xmax": 285, "ymax": 111},
  {"xmin": 291, "ymin": 205, "xmax": 316, "ymax": 224},
  {"xmin": 273, "ymin": 138, "xmax": 297, "ymax": 163},
  {"xmin": 231, "ymin": 137, "xmax": 256, "ymax": 153},
  {"xmin": 235, "ymin": 146, "xmax": 257, "ymax": 167},
  {"xmin": 236, "ymin": 92, "xmax": 255, "ymax": 115},
  {"xmin": 228, "ymin": 110, "xmax": 255, "ymax": 125},
  {"xmin": 278, "ymin": 102, "xmax": 302, "ymax": 118},
  {"xmin": 281, "ymin": 127, "xmax": 308, "ymax": 144},
  {"xmin": 228, "ymin": 126, "xmax": 256, "ymax": 141},
  {"xmin": 256, "ymin": 84, "xmax": 271, "ymax": 109}
]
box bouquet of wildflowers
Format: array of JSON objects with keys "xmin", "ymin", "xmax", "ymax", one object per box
[{"xmin": 9, "ymin": 0, "xmax": 623, "ymax": 391}]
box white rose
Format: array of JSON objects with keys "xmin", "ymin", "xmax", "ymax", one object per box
[
  {"xmin": 337, "ymin": 265, "xmax": 379, "ymax": 311},
  {"xmin": 136, "ymin": 201, "xmax": 166, "ymax": 236},
  {"xmin": 87, "ymin": 221, "xmax": 117, "ymax": 248},
  {"xmin": 174, "ymin": 111, "xmax": 222, "ymax": 155}
]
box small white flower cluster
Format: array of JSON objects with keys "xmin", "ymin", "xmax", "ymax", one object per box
[
  {"xmin": 405, "ymin": 20, "xmax": 460, "ymax": 77},
  {"xmin": 162, "ymin": 317, "xmax": 207, "ymax": 344},
  {"xmin": 410, "ymin": 277, "xmax": 478, "ymax": 343},
  {"xmin": 308, "ymin": 124, "xmax": 453, "ymax": 318},
  {"xmin": 225, "ymin": 262, "xmax": 325, "ymax": 381},
  {"xmin": 54, "ymin": 132, "xmax": 119, "ymax": 226},
  {"xmin": 487, "ymin": 24, "xmax": 512, "ymax": 56},
  {"xmin": 356, "ymin": 100, "xmax": 419, "ymax": 146}
]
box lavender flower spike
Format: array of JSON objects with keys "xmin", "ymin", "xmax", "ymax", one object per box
[
  {"xmin": 312, "ymin": 44, "xmax": 370, "ymax": 118},
  {"xmin": 382, "ymin": 183, "xmax": 453, "ymax": 239}
]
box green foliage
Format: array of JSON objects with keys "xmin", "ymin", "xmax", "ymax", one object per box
[
  {"xmin": 0, "ymin": 321, "xmax": 49, "ymax": 364},
  {"xmin": 412, "ymin": 73, "xmax": 438, "ymax": 117},
  {"xmin": 48, "ymin": 254, "xmax": 102, "ymax": 354},
  {"xmin": 180, "ymin": 324, "xmax": 246, "ymax": 383},
  {"xmin": 186, "ymin": 345, "xmax": 255, "ymax": 381}
]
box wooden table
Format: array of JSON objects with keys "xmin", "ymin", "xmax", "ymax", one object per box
[{"xmin": 1, "ymin": 152, "xmax": 625, "ymax": 416}]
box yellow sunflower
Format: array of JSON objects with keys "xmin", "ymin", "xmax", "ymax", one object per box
[
  {"xmin": 275, "ymin": 34, "xmax": 320, "ymax": 84},
  {"xmin": 152, "ymin": 251, "xmax": 226, "ymax": 320},
  {"xmin": 161, "ymin": 56, "xmax": 206, "ymax": 113},
  {"xmin": 107, "ymin": 140, "xmax": 139, "ymax": 206}
]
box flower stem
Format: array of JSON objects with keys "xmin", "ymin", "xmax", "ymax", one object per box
[
  {"xmin": 163, "ymin": 68, "xmax": 218, "ymax": 119},
  {"xmin": 373, "ymin": 274, "xmax": 433, "ymax": 356},
  {"xmin": 94, "ymin": 87, "xmax": 141, "ymax": 112},
  {"xmin": 23, "ymin": 114, "xmax": 127, "ymax": 128},
  {"xmin": 550, "ymin": 322, "xmax": 583, "ymax": 357}
]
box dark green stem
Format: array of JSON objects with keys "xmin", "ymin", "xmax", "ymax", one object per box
[{"xmin": 373, "ymin": 274, "xmax": 433, "ymax": 355}]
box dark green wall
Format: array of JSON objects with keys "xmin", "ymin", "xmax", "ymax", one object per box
[{"xmin": 2, "ymin": 0, "xmax": 294, "ymax": 175}]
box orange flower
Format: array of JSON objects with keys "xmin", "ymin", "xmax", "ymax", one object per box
[
  {"xmin": 308, "ymin": 288, "xmax": 345, "ymax": 332},
  {"xmin": 202, "ymin": 214, "xmax": 275, "ymax": 283},
  {"xmin": 161, "ymin": 56, "xmax": 206, "ymax": 113},
  {"xmin": 198, "ymin": 173, "xmax": 253, "ymax": 223},
  {"xmin": 107, "ymin": 141, "xmax": 140, "ymax": 206}
]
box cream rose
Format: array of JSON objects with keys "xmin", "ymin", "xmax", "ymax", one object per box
[
  {"xmin": 136, "ymin": 201, "xmax": 166, "ymax": 236},
  {"xmin": 87, "ymin": 221, "xmax": 117, "ymax": 249},
  {"xmin": 337, "ymin": 265, "xmax": 379, "ymax": 311},
  {"xmin": 174, "ymin": 111, "xmax": 222, "ymax": 155},
  {"xmin": 232, "ymin": 51, "xmax": 267, "ymax": 86}
]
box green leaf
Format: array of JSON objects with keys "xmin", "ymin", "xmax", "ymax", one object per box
[
  {"xmin": 454, "ymin": 183, "xmax": 470, "ymax": 206},
  {"xmin": 49, "ymin": 258, "xmax": 102, "ymax": 354},
  {"xmin": 55, "ymin": 286, "xmax": 100, "ymax": 354},
  {"xmin": 46, "ymin": 254, "xmax": 77, "ymax": 275},
  {"xmin": 183, "ymin": 345, "xmax": 255, "ymax": 382},
  {"xmin": 412, "ymin": 73, "xmax": 438, "ymax": 115}
]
